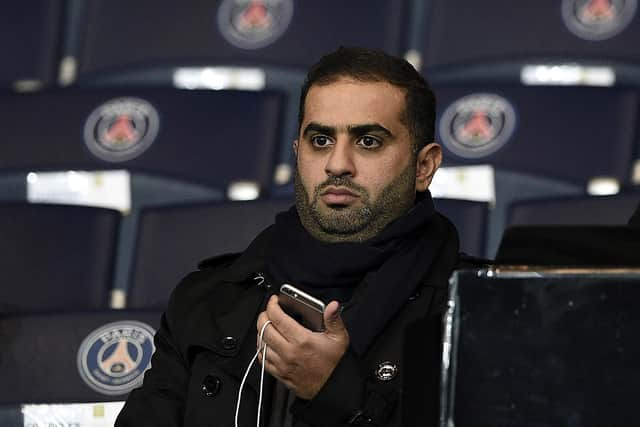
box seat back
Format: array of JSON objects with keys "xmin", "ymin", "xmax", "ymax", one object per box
[
  {"xmin": 0, "ymin": 203, "xmax": 120, "ymax": 313},
  {"xmin": 434, "ymin": 84, "xmax": 639, "ymax": 186},
  {"xmin": 0, "ymin": 1, "xmax": 63, "ymax": 88},
  {"xmin": 128, "ymin": 198, "xmax": 293, "ymax": 309},
  {"xmin": 434, "ymin": 198, "xmax": 489, "ymax": 257},
  {"xmin": 508, "ymin": 192, "xmax": 640, "ymax": 226},
  {"xmin": 0, "ymin": 310, "xmax": 161, "ymax": 404},
  {"xmin": 420, "ymin": 0, "xmax": 640, "ymax": 76},
  {"xmin": 75, "ymin": 0, "xmax": 410, "ymax": 79},
  {"xmin": 0, "ymin": 88, "xmax": 285, "ymax": 193}
]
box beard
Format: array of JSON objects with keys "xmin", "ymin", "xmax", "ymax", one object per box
[{"xmin": 294, "ymin": 161, "xmax": 417, "ymax": 243}]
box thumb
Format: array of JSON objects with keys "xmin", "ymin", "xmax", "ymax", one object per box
[{"xmin": 323, "ymin": 301, "xmax": 346, "ymax": 337}]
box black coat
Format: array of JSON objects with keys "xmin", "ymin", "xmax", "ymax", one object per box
[{"xmin": 116, "ymin": 233, "xmax": 465, "ymax": 426}]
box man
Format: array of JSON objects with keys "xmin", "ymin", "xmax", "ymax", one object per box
[{"xmin": 116, "ymin": 47, "xmax": 463, "ymax": 426}]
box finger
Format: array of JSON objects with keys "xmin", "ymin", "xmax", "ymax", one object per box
[
  {"xmin": 259, "ymin": 350, "xmax": 280, "ymax": 378},
  {"xmin": 258, "ymin": 343, "xmax": 287, "ymax": 370},
  {"xmin": 258, "ymin": 344, "xmax": 289, "ymax": 380},
  {"xmin": 260, "ymin": 320, "xmax": 291, "ymax": 355},
  {"xmin": 263, "ymin": 357, "xmax": 297, "ymax": 392},
  {"xmin": 266, "ymin": 295, "xmax": 310, "ymax": 341},
  {"xmin": 323, "ymin": 301, "xmax": 347, "ymax": 338},
  {"xmin": 256, "ymin": 311, "xmax": 270, "ymax": 332},
  {"xmin": 256, "ymin": 311, "xmax": 270, "ymax": 348}
]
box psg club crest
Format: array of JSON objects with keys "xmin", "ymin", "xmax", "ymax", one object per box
[
  {"xmin": 77, "ymin": 321, "xmax": 156, "ymax": 396},
  {"xmin": 438, "ymin": 94, "xmax": 517, "ymax": 159},
  {"xmin": 562, "ymin": 0, "xmax": 637, "ymax": 40},
  {"xmin": 84, "ymin": 97, "xmax": 160, "ymax": 162},
  {"xmin": 217, "ymin": 0, "xmax": 294, "ymax": 49}
]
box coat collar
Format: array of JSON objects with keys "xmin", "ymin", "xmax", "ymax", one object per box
[{"xmin": 197, "ymin": 225, "xmax": 277, "ymax": 284}]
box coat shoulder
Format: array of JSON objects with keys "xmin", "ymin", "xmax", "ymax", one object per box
[
  {"xmin": 164, "ymin": 251, "xmax": 266, "ymax": 360},
  {"xmin": 171, "ymin": 254, "xmax": 235, "ymax": 301},
  {"xmin": 197, "ymin": 252, "xmax": 242, "ymax": 270},
  {"xmin": 166, "ymin": 252, "xmax": 249, "ymax": 329}
]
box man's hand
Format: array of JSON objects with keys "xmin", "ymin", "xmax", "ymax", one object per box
[{"xmin": 256, "ymin": 295, "xmax": 349, "ymax": 400}]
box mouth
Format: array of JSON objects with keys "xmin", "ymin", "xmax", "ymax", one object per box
[{"xmin": 320, "ymin": 186, "xmax": 359, "ymax": 205}]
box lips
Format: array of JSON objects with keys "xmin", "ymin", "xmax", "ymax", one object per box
[{"xmin": 320, "ymin": 187, "xmax": 359, "ymax": 205}]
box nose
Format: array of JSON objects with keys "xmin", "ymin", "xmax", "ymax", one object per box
[{"xmin": 325, "ymin": 140, "xmax": 355, "ymax": 178}]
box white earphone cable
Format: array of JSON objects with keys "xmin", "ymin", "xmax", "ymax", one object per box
[{"xmin": 235, "ymin": 319, "xmax": 272, "ymax": 427}]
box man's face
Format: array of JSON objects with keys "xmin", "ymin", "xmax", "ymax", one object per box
[{"xmin": 294, "ymin": 77, "xmax": 428, "ymax": 243}]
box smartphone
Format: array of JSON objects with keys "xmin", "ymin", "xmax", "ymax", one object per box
[{"xmin": 279, "ymin": 284, "xmax": 325, "ymax": 332}]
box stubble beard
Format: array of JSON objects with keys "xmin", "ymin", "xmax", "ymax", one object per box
[{"xmin": 294, "ymin": 162, "xmax": 417, "ymax": 243}]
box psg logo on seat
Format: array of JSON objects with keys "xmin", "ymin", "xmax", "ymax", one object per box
[
  {"xmin": 438, "ymin": 93, "xmax": 517, "ymax": 159},
  {"xmin": 562, "ymin": 0, "xmax": 637, "ymax": 41},
  {"xmin": 83, "ymin": 97, "xmax": 160, "ymax": 163},
  {"xmin": 77, "ymin": 321, "xmax": 156, "ymax": 396},
  {"xmin": 217, "ymin": 0, "xmax": 294, "ymax": 49}
]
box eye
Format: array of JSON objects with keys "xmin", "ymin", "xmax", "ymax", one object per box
[
  {"xmin": 358, "ymin": 135, "xmax": 382, "ymax": 149},
  {"xmin": 311, "ymin": 135, "xmax": 332, "ymax": 148}
]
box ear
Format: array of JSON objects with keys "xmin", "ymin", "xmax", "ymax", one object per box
[
  {"xmin": 415, "ymin": 143, "xmax": 442, "ymax": 192},
  {"xmin": 293, "ymin": 139, "xmax": 299, "ymax": 158}
]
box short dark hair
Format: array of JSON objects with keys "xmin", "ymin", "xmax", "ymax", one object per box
[{"xmin": 298, "ymin": 46, "xmax": 436, "ymax": 151}]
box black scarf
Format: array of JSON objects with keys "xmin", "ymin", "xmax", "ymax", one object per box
[{"xmin": 243, "ymin": 191, "xmax": 458, "ymax": 355}]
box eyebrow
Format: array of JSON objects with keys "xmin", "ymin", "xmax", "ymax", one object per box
[{"xmin": 302, "ymin": 122, "xmax": 394, "ymax": 139}]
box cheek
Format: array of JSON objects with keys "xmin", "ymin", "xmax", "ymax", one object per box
[
  {"xmin": 296, "ymin": 158, "xmax": 323, "ymax": 196},
  {"xmin": 357, "ymin": 154, "xmax": 409, "ymax": 195}
]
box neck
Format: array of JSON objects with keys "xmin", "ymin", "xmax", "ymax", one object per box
[{"xmin": 298, "ymin": 215, "xmax": 381, "ymax": 243}]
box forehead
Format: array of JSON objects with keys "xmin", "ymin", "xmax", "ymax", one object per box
[{"xmin": 302, "ymin": 78, "xmax": 407, "ymax": 128}]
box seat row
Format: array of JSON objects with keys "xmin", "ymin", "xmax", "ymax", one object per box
[
  {"xmin": 0, "ymin": 198, "xmax": 486, "ymax": 313},
  {"xmin": 2, "ymin": 192, "xmax": 638, "ymax": 314},
  {"xmin": 3, "ymin": 0, "xmax": 640, "ymax": 88},
  {"xmin": 1, "ymin": 84, "xmax": 639, "ymax": 193},
  {"xmin": 2, "ymin": 84, "xmax": 639, "ymax": 255}
]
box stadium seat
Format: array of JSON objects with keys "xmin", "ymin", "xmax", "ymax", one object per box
[
  {"xmin": 0, "ymin": 87, "xmax": 286, "ymax": 297},
  {"xmin": 0, "ymin": 1, "xmax": 63, "ymax": 89},
  {"xmin": 0, "ymin": 88, "xmax": 285, "ymax": 193},
  {"xmin": 73, "ymin": 0, "xmax": 410, "ymax": 80},
  {"xmin": 434, "ymin": 198, "xmax": 489, "ymax": 257},
  {"xmin": 127, "ymin": 198, "xmax": 293, "ymax": 309},
  {"xmin": 432, "ymin": 83, "xmax": 638, "ymax": 257},
  {"xmin": 433, "ymin": 83, "xmax": 638, "ymax": 187},
  {"xmin": 507, "ymin": 191, "xmax": 640, "ymax": 226},
  {"xmin": 0, "ymin": 203, "xmax": 120, "ymax": 313},
  {"xmin": 0, "ymin": 310, "xmax": 161, "ymax": 404},
  {"xmin": 419, "ymin": 0, "xmax": 640, "ymax": 82}
]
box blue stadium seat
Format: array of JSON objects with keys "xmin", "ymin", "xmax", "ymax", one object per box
[
  {"xmin": 507, "ymin": 191, "xmax": 640, "ymax": 226},
  {"xmin": 432, "ymin": 83, "xmax": 640, "ymax": 256},
  {"xmin": 434, "ymin": 198, "xmax": 490, "ymax": 257},
  {"xmin": 419, "ymin": 0, "xmax": 640, "ymax": 82},
  {"xmin": 434, "ymin": 84, "xmax": 638, "ymax": 186},
  {"xmin": 0, "ymin": 88, "xmax": 285, "ymax": 193},
  {"xmin": 0, "ymin": 310, "xmax": 161, "ymax": 405},
  {"xmin": 0, "ymin": 1, "xmax": 63, "ymax": 88},
  {"xmin": 0, "ymin": 87, "xmax": 286, "ymax": 298},
  {"xmin": 127, "ymin": 198, "xmax": 293, "ymax": 309},
  {"xmin": 73, "ymin": 0, "xmax": 410, "ymax": 80},
  {"xmin": 0, "ymin": 203, "xmax": 120, "ymax": 313}
]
